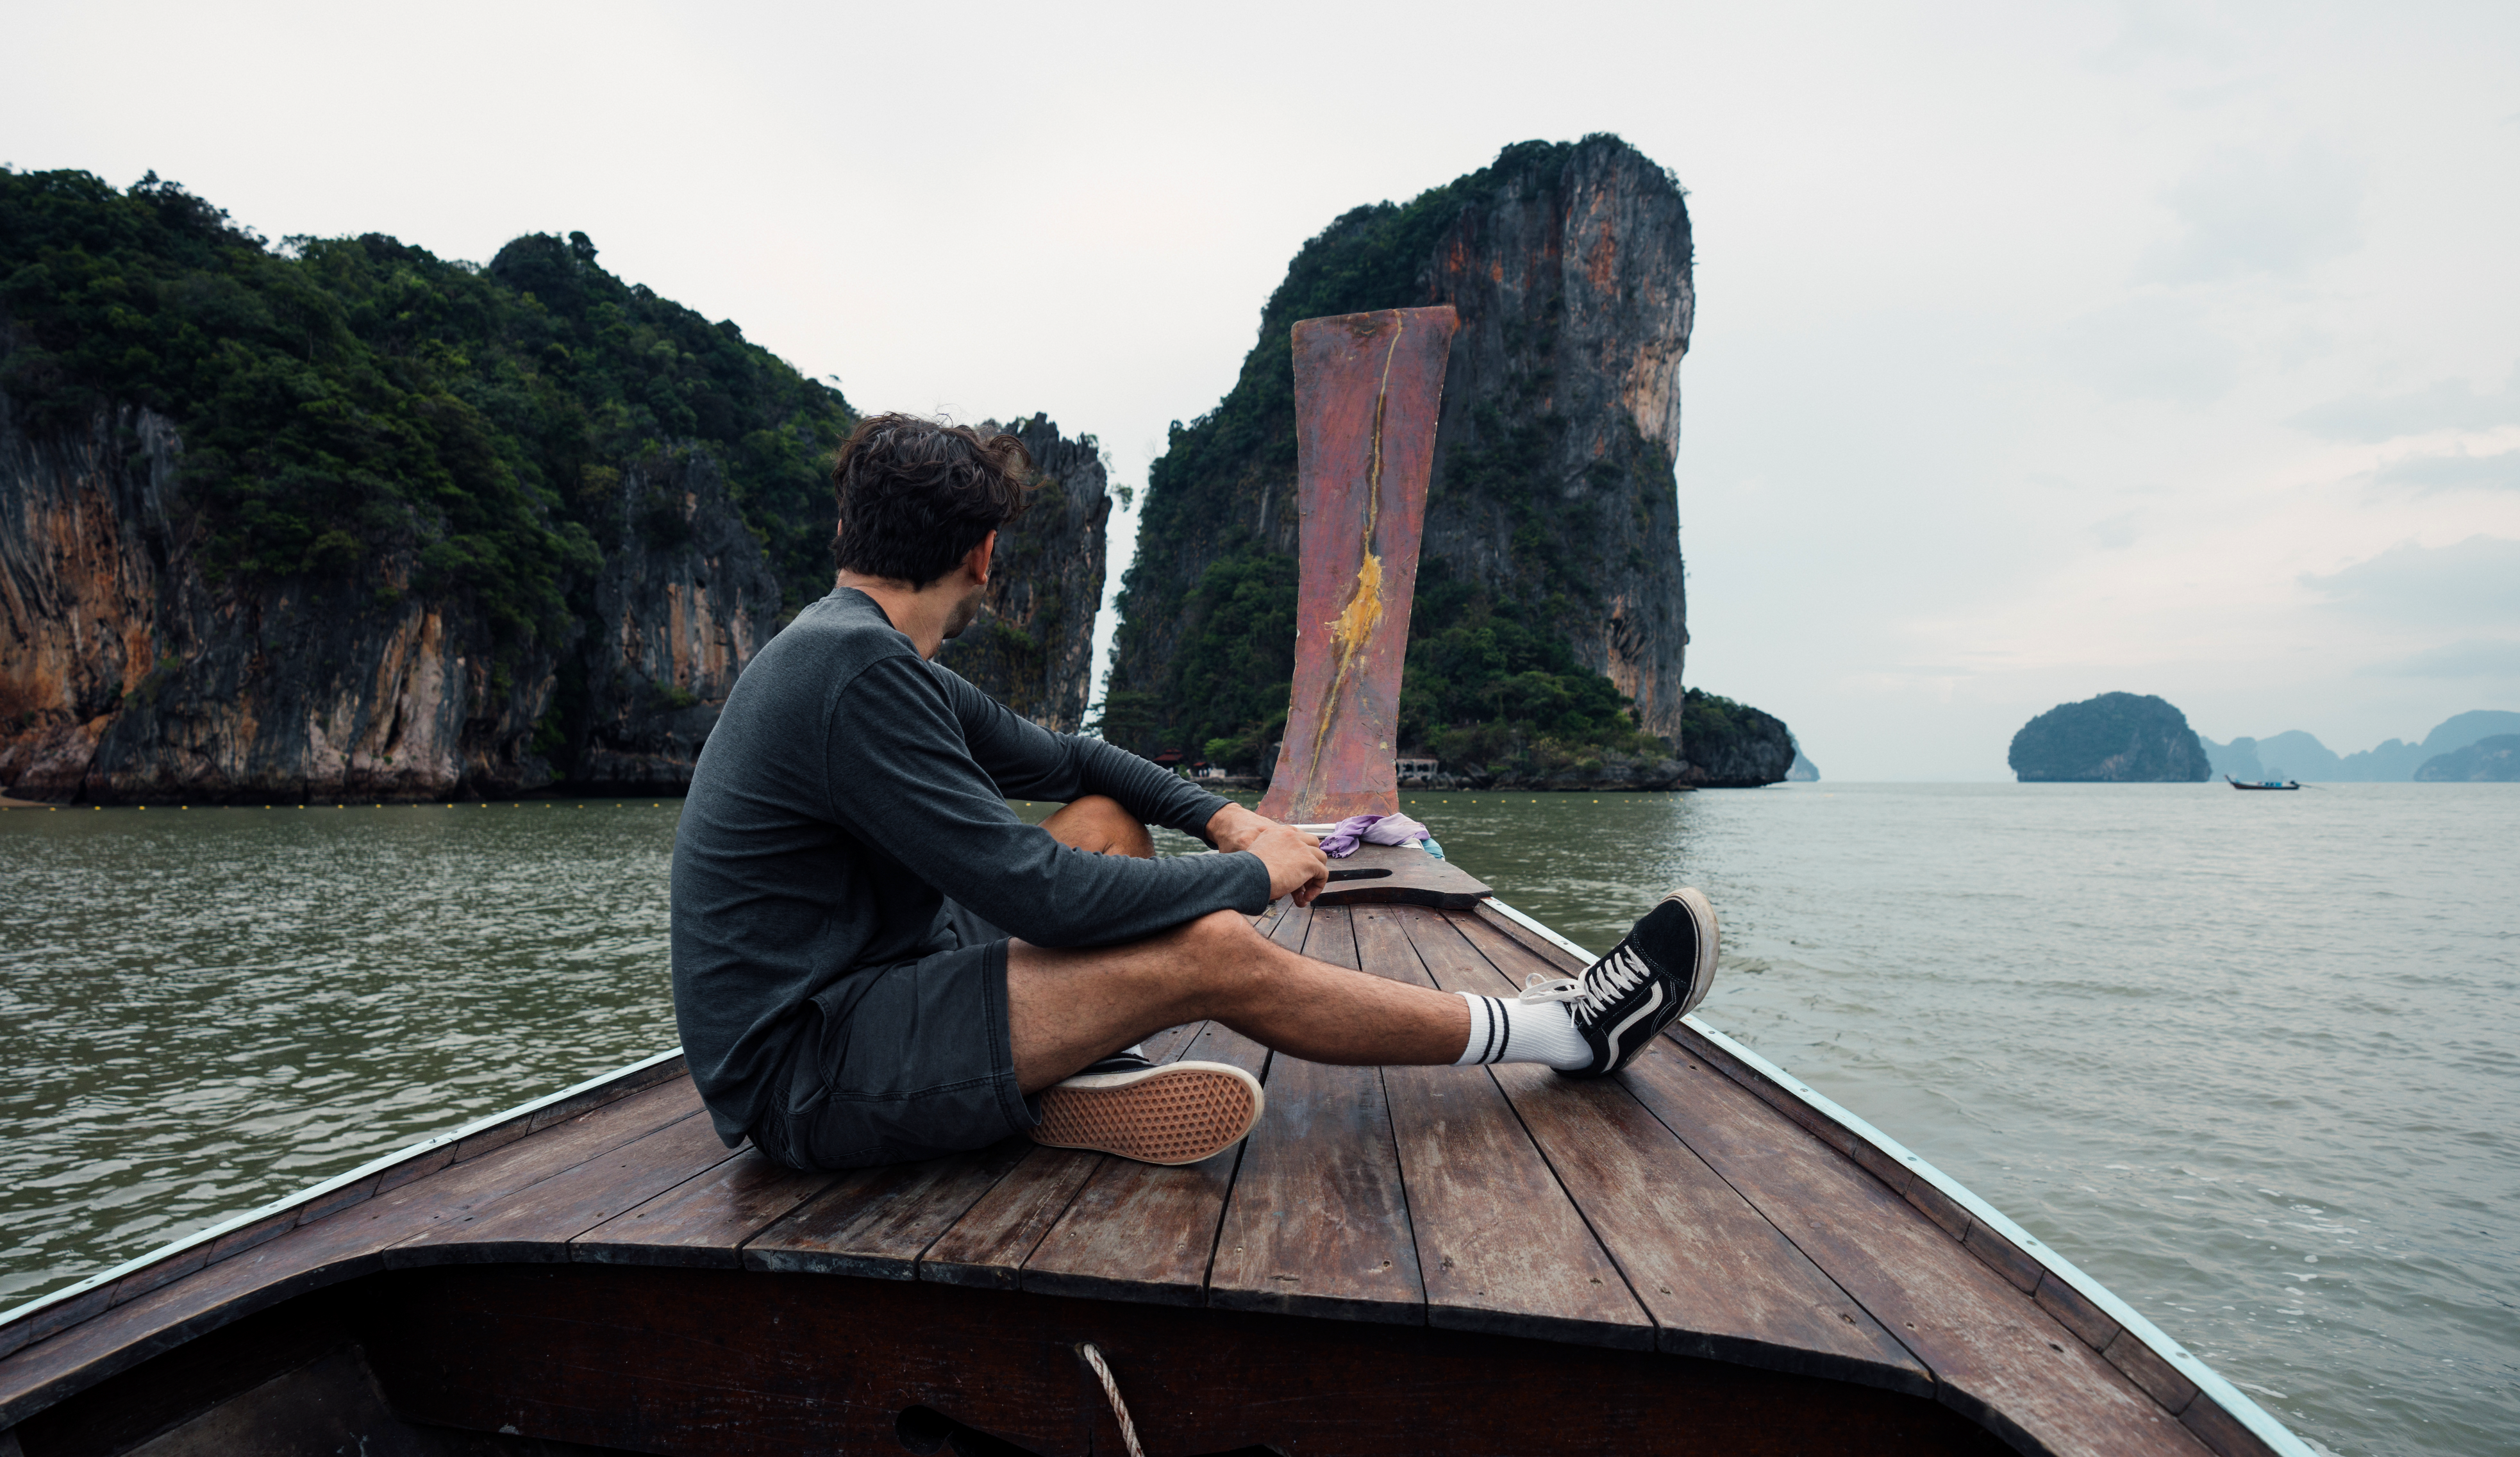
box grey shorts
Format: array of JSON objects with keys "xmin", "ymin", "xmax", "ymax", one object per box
[{"xmin": 750, "ymin": 901, "xmax": 1041, "ymax": 1171}]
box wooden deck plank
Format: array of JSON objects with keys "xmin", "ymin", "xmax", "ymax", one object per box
[
  {"xmin": 1625, "ymin": 1030, "xmax": 2208, "ymax": 1457},
  {"xmin": 1353, "ymin": 906, "xmax": 1653, "ymax": 1350},
  {"xmin": 1467, "ymin": 902, "xmax": 1588, "ymax": 972},
  {"xmin": 916, "ymin": 1146, "xmax": 1101, "ymax": 1291},
  {"xmin": 0, "ymin": 1078, "xmax": 705, "ymax": 1428},
  {"xmin": 387, "ymin": 1108, "xmax": 736, "ymax": 1266},
  {"xmin": 1312, "ymin": 841, "xmax": 1493, "ymax": 908},
  {"xmin": 1018, "ymin": 1020, "xmax": 1270, "ymax": 1306},
  {"xmin": 742, "ymin": 1139, "xmax": 1036, "ymax": 1280},
  {"xmin": 1262, "ymin": 901, "xmax": 1313, "ymax": 955},
  {"xmin": 1134, "ymin": 1018, "xmax": 1210, "ymax": 1066},
  {"xmin": 1210, "ymin": 906, "xmax": 1426, "ymax": 1325},
  {"xmin": 915, "ymin": 1019, "xmax": 1214, "ymax": 1290},
  {"xmin": 571, "ymin": 1151, "xmax": 840, "ymax": 1269},
  {"xmin": 1403, "ymin": 908, "xmax": 1933, "ymax": 1393},
  {"xmin": 990, "ymin": 913, "xmax": 1304, "ymax": 1305}
]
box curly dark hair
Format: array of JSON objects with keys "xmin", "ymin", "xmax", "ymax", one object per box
[{"xmin": 830, "ymin": 413, "xmax": 1033, "ymax": 587}]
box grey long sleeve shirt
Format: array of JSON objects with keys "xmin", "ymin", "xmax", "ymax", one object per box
[{"xmin": 671, "ymin": 588, "xmax": 1271, "ymax": 1144}]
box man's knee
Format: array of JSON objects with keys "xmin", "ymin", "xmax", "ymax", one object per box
[
  {"xmin": 1132, "ymin": 909, "xmax": 1262, "ymax": 1004},
  {"xmin": 1043, "ymin": 794, "xmax": 1154, "ymax": 859},
  {"xmin": 1177, "ymin": 906, "xmax": 1258, "ymax": 954}
]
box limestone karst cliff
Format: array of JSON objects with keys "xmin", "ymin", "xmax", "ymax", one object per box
[
  {"xmin": 0, "ymin": 390, "xmax": 561, "ymax": 801},
  {"xmin": 0, "ymin": 168, "xmax": 1106, "ymax": 801},
  {"xmin": 931, "ymin": 417, "xmax": 1111, "ymax": 733},
  {"xmin": 567, "ymin": 444, "xmax": 785, "ymax": 791},
  {"xmin": 0, "ymin": 393, "xmax": 1108, "ymax": 801},
  {"xmin": 1101, "ymin": 136, "xmax": 1705, "ymax": 776}
]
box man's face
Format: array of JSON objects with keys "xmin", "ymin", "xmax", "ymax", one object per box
[{"xmin": 940, "ymin": 575, "xmax": 987, "ymax": 640}]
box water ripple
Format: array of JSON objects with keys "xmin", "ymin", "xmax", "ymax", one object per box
[{"xmin": 0, "ymin": 801, "xmax": 680, "ymax": 1310}]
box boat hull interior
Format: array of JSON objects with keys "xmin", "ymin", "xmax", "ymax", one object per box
[{"xmin": 15, "ymin": 1263, "xmax": 2014, "ymax": 1457}]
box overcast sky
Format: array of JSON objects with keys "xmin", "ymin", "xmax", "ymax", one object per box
[{"xmin": 10, "ymin": 0, "xmax": 2516, "ymax": 778}]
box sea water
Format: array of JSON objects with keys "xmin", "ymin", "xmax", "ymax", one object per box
[{"xmin": 1, "ymin": 784, "xmax": 2513, "ymax": 1456}]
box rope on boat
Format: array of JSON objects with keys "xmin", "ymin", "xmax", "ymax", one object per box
[{"xmin": 1076, "ymin": 1342, "xmax": 1145, "ymax": 1457}]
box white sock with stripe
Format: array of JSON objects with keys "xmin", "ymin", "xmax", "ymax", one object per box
[{"xmin": 1451, "ymin": 989, "xmax": 1590, "ymax": 1070}]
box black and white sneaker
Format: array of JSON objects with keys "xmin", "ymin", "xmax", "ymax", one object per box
[{"xmin": 1522, "ymin": 887, "xmax": 1719, "ymax": 1079}]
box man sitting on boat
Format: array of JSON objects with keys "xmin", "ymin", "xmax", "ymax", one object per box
[{"xmin": 670, "ymin": 414, "xmax": 1719, "ymax": 1170}]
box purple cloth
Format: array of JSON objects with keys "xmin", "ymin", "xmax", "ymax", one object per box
[{"xmin": 1318, "ymin": 812, "xmax": 1432, "ymax": 859}]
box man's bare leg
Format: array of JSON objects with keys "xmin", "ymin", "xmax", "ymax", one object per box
[
  {"xmin": 1008, "ymin": 910, "xmax": 1471, "ymax": 1094},
  {"xmin": 1036, "ymin": 794, "xmax": 1154, "ymax": 860}
]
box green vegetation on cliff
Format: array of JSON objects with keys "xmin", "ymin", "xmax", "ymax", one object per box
[{"xmin": 0, "ymin": 168, "xmax": 855, "ymax": 655}]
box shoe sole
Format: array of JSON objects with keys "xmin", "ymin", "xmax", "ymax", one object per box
[
  {"xmin": 1667, "ymin": 886, "xmax": 1719, "ymax": 1019},
  {"xmin": 1030, "ymin": 1060, "xmax": 1264, "ymax": 1165}
]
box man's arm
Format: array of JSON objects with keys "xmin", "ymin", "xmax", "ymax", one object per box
[
  {"xmin": 939, "ymin": 663, "xmax": 1330, "ymax": 904},
  {"xmin": 942, "ymin": 665, "xmax": 1226, "ymax": 833},
  {"xmin": 828, "ymin": 656, "xmax": 1276, "ymax": 944}
]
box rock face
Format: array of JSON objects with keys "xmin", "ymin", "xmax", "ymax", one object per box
[
  {"xmin": 1412, "ymin": 139, "xmax": 1694, "ymax": 734},
  {"xmin": 1106, "ymin": 136, "xmax": 1694, "ymax": 758},
  {"xmin": 0, "ymin": 396, "xmax": 176, "ymax": 797},
  {"xmin": 1676, "ymin": 689, "xmax": 1796, "ymax": 787},
  {"xmin": 2414, "ymin": 733, "xmax": 2520, "ymax": 782},
  {"xmin": 0, "ymin": 392, "xmax": 558, "ymax": 802},
  {"xmin": 571, "ymin": 444, "xmax": 784, "ymax": 792},
  {"xmin": 2009, "ymin": 692, "xmax": 2211, "ymax": 783},
  {"xmin": 932, "ymin": 417, "xmax": 1110, "ymax": 732},
  {"xmin": 0, "ymin": 394, "xmax": 1108, "ymax": 801}
]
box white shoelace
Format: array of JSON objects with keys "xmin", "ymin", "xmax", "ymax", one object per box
[{"xmin": 1514, "ymin": 941, "xmax": 1651, "ymax": 1027}]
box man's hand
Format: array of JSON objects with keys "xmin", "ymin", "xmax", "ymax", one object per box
[
  {"xmin": 1202, "ymin": 801, "xmax": 1280, "ymax": 855},
  {"xmin": 1207, "ymin": 803, "xmax": 1328, "ymax": 904},
  {"xmin": 1246, "ymin": 821, "xmax": 1331, "ymax": 906}
]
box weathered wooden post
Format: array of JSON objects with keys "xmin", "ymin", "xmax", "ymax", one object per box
[{"xmin": 1255, "ymin": 305, "xmax": 1458, "ymax": 824}]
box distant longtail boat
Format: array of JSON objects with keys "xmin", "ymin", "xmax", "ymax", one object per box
[{"xmin": 2225, "ymin": 775, "xmax": 2303, "ymax": 791}]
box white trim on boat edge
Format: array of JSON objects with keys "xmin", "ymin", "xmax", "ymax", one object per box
[{"xmin": 1478, "ymin": 894, "xmax": 2314, "ymax": 1457}]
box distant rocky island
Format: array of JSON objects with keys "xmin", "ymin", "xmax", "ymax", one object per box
[
  {"xmin": 2201, "ymin": 710, "xmax": 2520, "ymax": 783},
  {"xmin": 2411, "ymin": 733, "xmax": 2519, "ymax": 782},
  {"xmin": 2008, "ymin": 692, "xmax": 2212, "ymax": 782}
]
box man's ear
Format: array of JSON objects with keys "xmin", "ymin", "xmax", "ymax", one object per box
[{"xmin": 967, "ymin": 531, "xmax": 997, "ymax": 586}]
